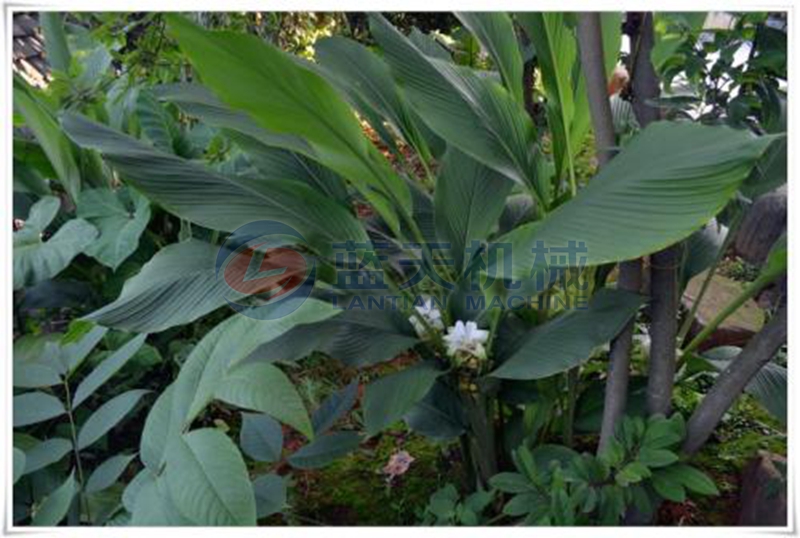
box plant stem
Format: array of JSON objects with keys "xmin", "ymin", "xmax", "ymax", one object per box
[
  {"xmin": 485, "ymin": 306, "xmax": 503, "ymax": 359},
  {"xmin": 63, "ymin": 380, "xmax": 91, "ymax": 523},
  {"xmin": 576, "ymin": 12, "xmax": 638, "ymax": 452},
  {"xmin": 646, "ymin": 245, "xmax": 680, "ymax": 416},
  {"xmin": 563, "ymin": 367, "xmax": 579, "ymax": 447},
  {"xmin": 681, "ymin": 267, "xmax": 785, "ymax": 359},
  {"xmin": 676, "ymin": 213, "xmax": 744, "ymax": 345},
  {"xmin": 462, "ymin": 393, "xmax": 498, "ymax": 489}
]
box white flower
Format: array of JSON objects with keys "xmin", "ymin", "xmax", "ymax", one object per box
[
  {"xmin": 409, "ymin": 296, "xmax": 444, "ymax": 337},
  {"xmin": 444, "ymin": 320, "xmax": 489, "ymax": 360},
  {"xmin": 633, "ymin": 333, "xmax": 651, "ymax": 358}
]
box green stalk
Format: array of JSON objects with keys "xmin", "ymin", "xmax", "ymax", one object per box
[
  {"xmin": 681, "ymin": 267, "xmax": 786, "ymax": 360},
  {"xmin": 63, "ymin": 380, "xmax": 91, "ymax": 523},
  {"xmin": 563, "ymin": 367, "xmax": 579, "ymax": 447},
  {"xmin": 676, "ymin": 212, "xmax": 744, "ymax": 345},
  {"xmin": 462, "ymin": 392, "xmax": 498, "ymax": 488}
]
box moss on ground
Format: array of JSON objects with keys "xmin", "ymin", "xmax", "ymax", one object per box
[
  {"xmin": 688, "ymin": 394, "xmax": 785, "ymax": 525},
  {"xmin": 289, "ymin": 428, "xmax": 461, "ymax": 525}
]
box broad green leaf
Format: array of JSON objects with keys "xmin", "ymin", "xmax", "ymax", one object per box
[
  {"xmin": 704, "ymin": 348, "xmax": 787, "ymax": 426},
  {"xmin": 516, "ymin": 13, "xmax": 587, "ymax": 190},
  {"xmin": 315, "ymin": 36, "xmax": 433, "ymax": 161},
  {"xmin": 229, "ymin": 134, "xmax": 349, "ymax": 203},
  {"xmin": 72, "ymin": 334, "xmax": 147, "ymax": 408},
  {"xmin": 370, "ymin": 15, "xmax": 544, "ymax": 204},
  {"xmin": 122, "ymin": 468, "xmax": 152, "ymax": 513},
  {"xmin": 165, "ymin": 428, "xmax": 256, "ymax": 526},
  {"xmin": 136, "ymin": 90, "xmax": 178, "ymax": 153},
  {"xmin": 84, "ymin": 240, "xmax": 246, "ymax": 333},
  {"xmin": 404, "ymin": 380, "xmax": 466, "ymax": 440},
  {"xmin": 76, "ymin": 187, "xmax": 151, "ymax": 270},
  {"xmin": 637, "ymin": 448, "xmax": 679, "ymax": 468},
  {"xmin": 85, "ymin": 483, "xmax": 126, "ymax": 526},
  {"xmin": 13, "ymin": 448, "xmax": 26, "ymax": 484},
  {"xmin": 742, "ymin": 137, "xmax": 786, "ymax": 199},
  {"xmin": 744, "ymin": 361, "xmax": 787, "ymax": 426},
  {"xmin": 15, "ymin": 138, "xmax": 57, "ymax": 186},
  {"xmin": 311, "ymin": 380, "xmax": 359, "ymax": 435},
  {"xmin": 491, "ymin": 289, "xmax": 645, "ymax": 380},
  {"xmin": 216, "ymin": 362, "xmax": 313, "ymax": 439},
  {"xmin": 651, "ymin": 471, "xmax": 686, "ymax": 503},
  {"xmin": 156, "ymin": 83, "xmax": 352, "ymax": 199},
  {"xmin": 152, "ymin": 82, "xmax": 311, "ymax": 155},
  {"xmin": 435, "ymin": 149, "xmax": 513, "ymax": 272},
  {"xmin": 497, "ymin": 122, "xmax": 775, "ymax": 280},
  {"xmin": 22, "ymin": 438, "xmax": 72, "ymax": 475},
  {"xmin": 77, "ymin": 389, "xmax": 149, "ymax": 449},
  {"xmin": 246, "ymin": 307, "xmax": 419, "ymax": 368},
  {"xmin": 408, "ymin": 28, "xmax": 453, "ymax": 61},
  {"xmin": 651, "ymin": 13, "xmax": 708, "ymax": 72},
  {"xmin": 503, "ymin": 492, "xmax": 539, "ymax": 517},
  {"xmin": 129, "ymin": 471, "xmax": 192, "ymax": 526},
  {"xmin": 60, "ymin": 324, "xmax": 108, "ymax": 374},
  {"xmin": 642, "ymin": 414, "xmax": 685, "ymax": 450},
  {"xmin": 664, "ymin": 464, "xmax": 719, "ymax": 496},
  {"xmin": 287, "ymin": 431, "xmax": 361, "ymax": 469},
  {"xmin": 363, "ymin": 361, "xmax": 443, "ymax": 435},
  {"xmin": 61, "ymin": 113, "xmax": 368, "ymax": 251},
  {"xmin": 14, "ymin": 197, "xmax": 97, "ymax": 290},
  {"xmin": 75, "ymin": 44, "xmax": 113, "ymax": 90},
  {"xmin": 14, "ymin": 332, "xmax": 63, "ymax": 388},
  {"xmin": 139, "ymin": 383, "xmax": 179, "ymax": 471},
  {"xmin": 14, "ymin": 79, "xmax": 81, "ymax": 201},
  {"xmin": 253, "ymin": 474, "xmax": 287, "ymax": 519},
  {"xmin": 489, "ymin": 472, "xmax": 534, "ymax": 494},
  {"xmin": 681, "ymin": 219, "xmax": 728, "ymax": 288},
  {"xmin": 40, "ymin": 12, "xmax": 71, "ymax": 73},
  {"xmin": 19, "ymin": 195, "xmax": 60, "ymax": 231},
  {"xmin": 166, "ymin": 15, "xmax": 410, "ymax": 234},
  {"xmin": 14, "ymin": 332, "xmax": 60, "ymax": 363},
  {"xmin": 173, "ymin": 299, "xmax": 338, "ymax": 431},
  {"xmin": 239, "ymin": 413, "xmax": 284, "ymax": 463},
  {"xmin": 616, "ymin": 461, "xmax": 650, "ymax": 486},
  {"xmin": 86, "ymin": 453, "xmax": 137, "ymax": 493},
  {"xmin": 13, "ymin": 391, "xmax": 66, "ymax": 427},
  {"xmin": 455, "ymin": 12, "xmax": 524, "ymax": 103},
  {"xmin": 31, "ymin": 471, "xmax": 76, "ymax": 526}
]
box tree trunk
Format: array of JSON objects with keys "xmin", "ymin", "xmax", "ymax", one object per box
[
  {"xmin": 576, "ymin": 13, "xmax": 643, "ymax": 452},
  {"xmin": 627, "ymin": 12, "xmax": 679, "ymax": 417},
  {"xmin": 646, "ymin": 245, "xmax": 680, "ymax": 415},
  {"xmin": 629, "ymin": 13, "xmax": 660, "ymax": 125},
  {"xmin": 576, "ymin": 13, "xmax": 616, "ymax": 167},
  {"xmin": 599, "ymin": 260, "xmax": 642, "ymax": 451},
  {"xmin": 683, "ymin": 303, "xmax": 787, "ymax": 454}
]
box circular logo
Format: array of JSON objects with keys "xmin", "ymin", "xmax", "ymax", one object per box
[{"xmin": 216, "ymin": 221, "xmax": 316, "ymax": 320}]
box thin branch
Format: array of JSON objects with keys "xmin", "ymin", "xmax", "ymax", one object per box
[{"xmin": 683, "ymin": 303, "xmax": 786, "ymax": 455}]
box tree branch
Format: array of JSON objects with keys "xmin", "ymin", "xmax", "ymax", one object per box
[{"xmin": 683, "ymin": 303, "xmax": 787, "ymax": 455}]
